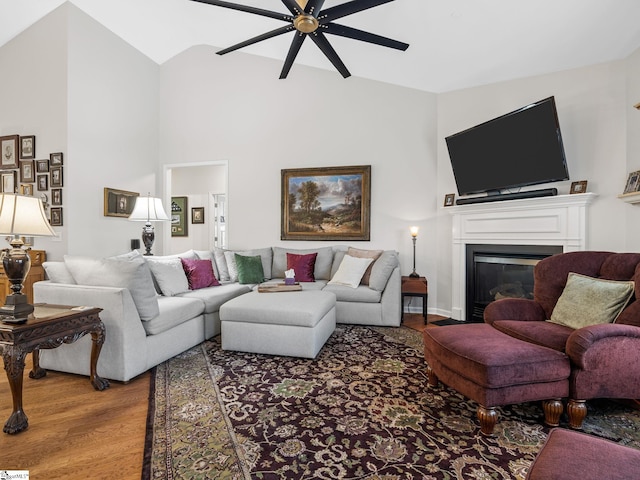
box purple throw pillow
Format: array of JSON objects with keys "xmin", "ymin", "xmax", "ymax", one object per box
[
  {"xmin": 181, "ymin": 258, "xmax": 220, "ymax": 289},
  {"xmin": 286, "ymin": 252, "xmax": 317, "ymax": 282}
]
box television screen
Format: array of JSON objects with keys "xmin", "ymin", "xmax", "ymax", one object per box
[{"xmin": 445, "ymin": 96, "xmax": 569, "ymax": 197}]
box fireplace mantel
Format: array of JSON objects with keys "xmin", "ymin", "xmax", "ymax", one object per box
[{"xmin": 448, "ymin": 192, "xmax": 597, "ymax": 320}]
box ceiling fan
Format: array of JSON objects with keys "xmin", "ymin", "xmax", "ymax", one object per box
[{"xmin": 190, "ymin": 0, "xmax": 409, "ymax": 79}]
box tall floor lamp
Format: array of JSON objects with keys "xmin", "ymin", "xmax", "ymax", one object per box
[
  {"xmin": 409, "ymin": 226, "xmax": 420, "ymax": 278},
  {"xmin": 0, "ymin": 194, "xmax": 56, "ymax": 322},
  {"xmin": 129, "ymin": 193, "xmax": 169, "ymax": 256}
]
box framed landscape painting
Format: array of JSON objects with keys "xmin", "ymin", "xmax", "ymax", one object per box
[{"xmin": 281, "ymin": 165, "xmax": 371, "ymax": 241}]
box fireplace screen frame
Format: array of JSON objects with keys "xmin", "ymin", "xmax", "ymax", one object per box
[{"xmin": 465, "ymin": 244, "xmax": 563, "ymax": 323}]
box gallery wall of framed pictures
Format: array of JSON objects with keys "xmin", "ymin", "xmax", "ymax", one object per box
[{"xmin": 0, "ymin": 133, "xmax": 64, "ymax": 226}]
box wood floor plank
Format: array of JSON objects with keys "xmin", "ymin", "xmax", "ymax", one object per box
[{"xmin": 0, "ymin": 355, "xmax": 149, "ymax": 479}]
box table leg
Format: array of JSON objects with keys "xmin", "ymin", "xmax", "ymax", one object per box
[
  {"xmin": 423, "ymin": 293, "xmax": 428, "ymax": 324},
  {"xmin": 29, "ymin": 348, "xmax": 47, "ymax": 379},
  {"xmin": 2, "ymin": 345, "xmax": 29, "ymax": 434},
  {"xmin": 90, "ymin": 323, "xmax": 110, "ymax": 391}
]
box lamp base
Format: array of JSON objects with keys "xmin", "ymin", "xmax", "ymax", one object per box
[
  {"xmin": 0, "ymin": 294, "xmax": 33, "ymax": 323},
  {"xmin": 409, "ymin": 272, "xmax": 420, "ymax": 278},
  {"xmin": 142, "ymin": 223, "xmax": 155, "ymax": 256}
]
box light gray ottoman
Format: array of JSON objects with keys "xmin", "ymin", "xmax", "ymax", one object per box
[{"xmin": 219, "ymin": 290, "xmax": 336, "ymax": 358}]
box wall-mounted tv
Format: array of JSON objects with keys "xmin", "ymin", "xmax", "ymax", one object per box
[{"xmin": 445, "ymin": 96, "xmax": 569, "ymax": 204}]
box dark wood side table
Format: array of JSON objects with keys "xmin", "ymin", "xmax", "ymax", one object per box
[
  {"xmin": 0, "ymin": 304, "xmax": 109, "ymax": 434},
  {"xmin": 401, "ymin": 276, "xmax": 428, "ymax": 324}
]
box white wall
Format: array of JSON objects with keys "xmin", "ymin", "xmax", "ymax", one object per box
[
  {"xmin": 625, "ymin": 48, "xmax": 640, "ymax": 242},
  {"xmin": 158, "ymin": 45, "xmax": 439, "ymax": 303},
  {"xmin": 0, "ymin": 5, "xmax": 68, "ymax": 259},
  {"xmin": 435, "ymin": 61, "xmax": 630, "ymax": 313},
  {"xmin": 66, "ymin": 4, "xmax": 160, "ymax": 258}
]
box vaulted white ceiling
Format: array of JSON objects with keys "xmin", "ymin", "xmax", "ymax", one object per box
[{"xmin": 1, "ymin": 0, "xmax": 639, "ymax": 92}]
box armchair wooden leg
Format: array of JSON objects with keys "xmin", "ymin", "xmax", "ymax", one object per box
[
  {"xmin": 477, "ymin": 405, "xmax": 498, "ymax": 435},
  {"xmin": 426, "ymin": 365, "xmax": 439, "ymax": 387},
  {"xmin": 567, "ymin": 399, "xmax": 587, "ymax": 429},
  {"xmin": 542, "ymin": 398, "xmax": 563, "ymax": 427}
]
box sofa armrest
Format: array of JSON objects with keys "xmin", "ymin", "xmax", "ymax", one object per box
[
  {"xmin": 33, "ymin": 281, "xmax": 148, "ymax": 381},
  {"xmin": 483, "ymin": 298, "xmax": 546, "ymax": 325},
  {"xmin": 566, "ymin": 323, "xmax": 640, "ymax": 369},
  {"xmin": 380, "ymin": 266, "xmax": 401, "ymax": 326}
]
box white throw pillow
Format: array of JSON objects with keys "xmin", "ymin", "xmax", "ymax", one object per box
[
  {"xmin": 64, "ymin": 251, "xmax": 159, "ymax": 321},
  {"xmin": 144, "ymin": 257, "xmax": 190, "ymax": 296},
  {"xmin": 43, "ymin": 261, "xmax": 76, "ymax": 284},
  {"xmin": 328, "ymin": 255, "xmax": 374, "ymax": 289}
]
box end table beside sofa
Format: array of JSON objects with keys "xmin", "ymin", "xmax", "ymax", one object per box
[{"xmin": 33, "ymin": 245, "xmax": 401, "ymax": 382}]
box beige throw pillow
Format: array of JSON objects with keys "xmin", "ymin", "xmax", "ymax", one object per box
[
  {"xmin": 347, "ymin": 247, "xmax": 383, "ymax": 285},
  {"xmin": 328, "ymin": 255, "xmax": 374, "ymax": 289},
  {"xmin": 547, "ymin": 272, "xmax": 635, "ymax": 329}
]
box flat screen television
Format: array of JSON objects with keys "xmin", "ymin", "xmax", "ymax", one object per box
[{"xmin": 445, "ymin": 96, "xmax": 569, "ymax": 202}]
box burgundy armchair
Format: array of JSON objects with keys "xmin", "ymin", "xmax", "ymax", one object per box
[{"xmin": 484, "ymin": 251, "xmax": 640, "ymax": 428}]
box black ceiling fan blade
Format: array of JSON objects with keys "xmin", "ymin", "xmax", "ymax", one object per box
[
  {"xmin": 323, "ymin": 23, "xmax": 408, "ymax": 50},
  {"xmin": 191, "ymin": 0, "xmax": 293, "ymax": 22},
  {"xmin": 309, "ymin": 32, "xmax": 350, "ymax": 78},
  {"xmin": 319, "ymin": 0, "xmax": 394, "ymax": 24},
  {"xmin": 280, "ymin": 33, "xmax": 306, "ymax": 79},
  {"xmin": 305, "ymin": 0, "xmax": 327, "ymax": 16},
  {"xmin": 217, "ymin": 25, "xmax": 294, "ymax": 55},
  {"xmin": 280, "ymin": 0, "xmax": 303, "ymax": 15}
]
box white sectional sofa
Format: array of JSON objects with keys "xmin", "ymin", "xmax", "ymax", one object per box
[{"xmin": 34, "ymin": 245, "xmax": 401, "ymax": 382}]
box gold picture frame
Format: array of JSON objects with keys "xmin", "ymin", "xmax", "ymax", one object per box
[
  {"xmin": 103, "ymin": 187, "xmax": 139, "ymax": 217},
  {"xmin": 281, "ymin": 165, "xmax": 371, "ymax": 241}
]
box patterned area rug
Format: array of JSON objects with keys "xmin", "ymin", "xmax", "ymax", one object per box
[{"xmin": 143, "ymin": 325, "xmax": 640, "ymax": 479}]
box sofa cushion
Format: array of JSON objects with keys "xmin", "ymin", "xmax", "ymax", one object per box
[
  {"xmin": 43, "ymin": 261, "xmax": 76, "ymax": 284},
  {"xmin": 235, "ymin": 254, "xmax": 265, "ymax": 284},
  {"xmin": 178, "ymin": 283, "xmax": 252, "ymax": 314},
  {"xmin": 181, "ymin": 258, "xmax": 220, "ymax": 289},
  {"xmin": 145, "ymin": 256, "xmax": 190, "ymax": 296},
  {"xmin": 347, "ymin": 247, "xmax": 382, "ymax": 285},
  {"xmin": 287, "ymin": 252, "xmax": 317, "ymax": 282},
  {"xmin": 143, "ymin": 296, "xmax": 205, "ymax": 335},
  {"xmin": 328, "ymin": 254, "xmax": 374, "ymax": 288},
  {"xmin": 322, "ymin": 283, "xmax": 382, "ymax": 303},
  {"xmin": 548, "ymin": 273, "xmax": 635, "ymax": 329},
  {"xmin": 214, "ymin": 247, "xmax": 273, "ymax": 281},
  {"xmin": 273, "ymin": 246, "xmax": 334, "ymax": 280},
  {"xmin": 64, "ymin": 251, "xmax": 159, "ymax": 321},
  {"xmin": 368, "ymin": 250, "xmax": 399, "ymax": 292}
]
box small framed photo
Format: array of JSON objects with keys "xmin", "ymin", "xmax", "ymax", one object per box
[
  {"xmin": 50, "ymin": 166, "xmax": 63, "ymax": 187},
  {"xmin": 20, "ymin": 184, "xmax": 33, "ymax": 196},
  {"xmin": 37, "ymin": 174, "xmax": 48, "ymax": 191},
  {"xmin": 51, "ymin": 188, "xmax": 62, "ymax": 206},
  {"xmin": 0, "ymin": 135, "xmax": 19, "ymax": 169},
  {"xmin": 36, "ymin": 159, "xmax": 49, "ymax": 172},
  {"xmin": 191, "ymin": 207, "xmax": 205, "ymax": 224},
  {"xmin": 21, "ymin": 236, "xmax": 33, "ymax": 247},
  {"xmin": 20, "ymin": 160, "xmax": 35, "ymax": 182},
  {"xmin": 50, "ymin": 152, "xmax": 63, "ymax": 166},
  {"xmin": 570, "ymin": 180, "xmax": 588, "ymax": 194},
  {"xmin": 1, "ymin": 171, "xmax": 16, "ymax": 193},
  {"xmin": 50, "ymin": 207, "xmax": 63, "ymax": 226},
  {"xmin": 623, "ymin": 171, "xmax": 640, "ymax": 193},
  {"xmin": 20, "ymin": 135, "xmax": 35, "ymax": 159},
  {"xmin": 444, "ymin": 193, "xmax": 456, "ymax": 207}
]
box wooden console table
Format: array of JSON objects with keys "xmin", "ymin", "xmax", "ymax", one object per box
[{"xmin": 0, "ymin": 304, "xmax": 109, "ymax": 434}]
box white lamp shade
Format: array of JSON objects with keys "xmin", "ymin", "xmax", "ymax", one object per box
[
  {"xmin": 0, "ymin": 194, "xmax": 56, "ymax": 236},
  {"xmin": 129, "ymin": 196, "xmax": 169, "ymax": 222},
  {"xmin": 410, "ymin": 226, "xmax": 419, "ymax": 237}
]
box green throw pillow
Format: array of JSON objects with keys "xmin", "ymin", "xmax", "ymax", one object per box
[
  {"xmin": 547, "ymin": 272, "xmax": 635, "ymax": 329},
  {"xmin": 235, "ymin": 254, "xmax": 265, "ymax": 284}
]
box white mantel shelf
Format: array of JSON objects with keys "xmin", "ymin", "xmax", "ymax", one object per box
[{"xmin": 447, "ymin": 192, "xmax": 597, "ymax": 320}]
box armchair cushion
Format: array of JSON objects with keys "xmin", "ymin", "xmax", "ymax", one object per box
[
  {"xmin": 547, "ymin": 273, "xmax": 634, "ymax": 329},
  {"xmin": 492, "ymin": 320, "xmax": 573, "ymax": 352}
]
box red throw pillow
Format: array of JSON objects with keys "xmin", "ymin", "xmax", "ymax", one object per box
[
  {"xmin": 286, "ymin": 252, "xmax": 317, "ymax": 282},
  {"xmin": 181, "ymin": 258, "xmax": 220, "ymax": 289}
]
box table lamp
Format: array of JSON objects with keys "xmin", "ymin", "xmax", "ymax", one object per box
[
  {"xmin": 409, "ymin": 226, "xmax": 420, "ymax": 278},
  {"xmin": 0, "ymin": 193, "xmax": 56, "ymax": 322},
  {"xmin": 128, "ymin": 194, "xmax": 169, "ymax": 256}
]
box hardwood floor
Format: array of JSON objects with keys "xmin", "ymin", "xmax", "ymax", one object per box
[
  {"xmin": 0, "ymin": 312, "xmax": 443, "ymax": 478},
  {"xmin": 0, "ymin": 356, "xmax": 150, "ymax": 479}
]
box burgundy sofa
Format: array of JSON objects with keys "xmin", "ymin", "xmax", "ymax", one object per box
[{"xmin": 485, "ymin": 251, "xmax": 640, "ymax": 428}]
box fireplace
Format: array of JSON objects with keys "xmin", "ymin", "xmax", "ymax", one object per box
[{"xmin": 465, "ymin": 244, "xmax": 562, "ymax": 322}]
